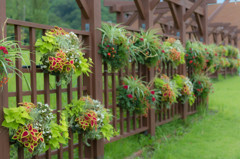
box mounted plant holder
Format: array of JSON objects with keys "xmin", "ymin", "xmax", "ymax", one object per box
[
  {"xmin": 132, "ymin": 29, "xmax": 162, "ymax": 67},
  {"xmin": 154, "ymin": 74, "xmax": 179, "ymax": 109},
  {"xmin": 98, "ymin": 23, "xmax": 130, "ymax": 71},
  {"xmin": 64, "ymin": 96, "xmax": 116, "ymax": 145},
  {"xmin": 117, "ymin": 76, "xmax": 158, "ymax": 116},
  {"xmin": 173, "ymin": 75, "xmax": 195, "ymax": 106},
  {"xmin": 2, "ymin": 102, "xmax": 69, "ymax": 157},
  {"xmin": 35, "ymin": 26, "xmax": 92, "ymax": 86},
  {"xmin": 161, "ymin": 38, "xmax": 185, "ymax": 68}
]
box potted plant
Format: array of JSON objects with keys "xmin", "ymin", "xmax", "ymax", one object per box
[
  {"xmin": 191, "ymin": 73, "xmax": 213, "ymax": 98},
  {"xmin": 161, "ymin": 38, "xmax": 185, "ymax": 68},
  {"xmin": 98, "ymin": 23, "xmax": 130, "ymax": 70},
  {"xmin": 154, "ymin": 74, "xmax": 179, "ymax": 108},
  {"xmin": 65, "ymin": 96, "xmax": 116, "ymax": 145},
  {"xmin": 2, "ymin": 102, "xmax": 68, "ymax": 156},
  {"xmin": 173, "ymin": 74, "xmax": 195, "ymax": 105},
  {"xmin": 0, "ymin": 38, "xmax": 28, "ymax": 88},
  {"xmin": 35, "ymin": 26, "xmax": 92, "ymax": 85},
  {"xmin": 117, "ymin": 76, "xmax": 158, "ymax": 116},
  {"xmin": 132, "ymin": 29, "xmax": 162, "ymax": 67}
]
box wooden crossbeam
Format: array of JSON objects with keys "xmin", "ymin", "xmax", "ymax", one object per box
[
  {"xmin": 151, "ymin": 0, "xmax": 161, "ymax": 10},
  {"xmin": 154, "ymin": 13, "xmax": 165, "ymax": 24},
  {"xmin": 195, "ymin": 13, "xmax": 203, "ymax": 35},
  {"xmin": 124, "ymin": 12, "xmax": 138, "ymax": 26},
  {"xmin": 168, "ymin": 2, "xmax": 180, "ymax": 29},
  {"xmin": 184, "ymin": 0, "xmax": 205, "ymax": 21},
  {"xmin": 76, "ymin": 0, "xmax": 90, "ymax": 19},
  {"xmin": 134, "ymin": 0, "xmax": 146, "ymax": 19},
  {"xmin": 154, "ymin": 8, "xmax": 170, "ymax": 14},
  {"xmin": 208, "ymin": 0, "xmax": 230, "ymax": 23}
]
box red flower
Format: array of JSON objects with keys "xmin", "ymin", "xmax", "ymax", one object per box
[
  {"xmin": 123, "ymin": 85, "xmax": 128, "ymax": 89},
  {"xmin": 215, "ymin": 53, "xmax": 218, "ymax": 56},
  {"xmin": 186, "ymin": 54, "xmax": 188, "ymax": 57},
  {"xmin": 152, "ymin": 97, "xmax": 156, "ymax": 102},
  {"xmin": 140, "ymin": 38, "xmax": 144, "ymax": 41},
  {"xmin": 107, "ymin": 45, "xmax": 110, "ymax": 47},
  {"xmin": 151, "ymin": 91, "xmax": 155, "ymax": 95},
  {"xmin": 207, "ymin": 52, "xmax": 209, "ymax": 54},
  {"xmin": 193, "ymin": 94, "xmax": 196, "ymax": 97},
  {"xmin": 197, "ymin": 89, "xmax": 200, "ymax": 92},
  {"xmin": 198, "ymin": 81, "xmax": 201, "ymax": 85},
  {"xmin": 189, "ymin": 60, "xmax": 193, "ymax": 64},
  {"xmin": 161, "ymin": 50, "xmax": 165, "ymax": 53},
  {"xmin": 127, "ymin": 94, "xmax": 133, "ymax": 99},
  {"xmin": 192, "ymin": 56, "xmax": 195, "ymax": 59},
  {"xmin": 206, "ymin": 60, "xmax": 209, "ymax": 63},
  {"xmin": 205, "ymin": 48, "xmax": 207, "ymax": 51},
  {"xmin": 189, "ymin": 48, "xmax": 192, "ymax": 51},
  {"xmin": 107, "ymin": 53, "xmax": 111, "ymax": 56}
]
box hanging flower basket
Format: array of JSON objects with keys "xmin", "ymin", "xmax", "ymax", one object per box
[
  {"xmin": 36, "ymin": 26, "xmax": 92, "ymax": 85},
  {"xmin": 2, "ymin": 102, "xmax": 68, "ymax": 156}
]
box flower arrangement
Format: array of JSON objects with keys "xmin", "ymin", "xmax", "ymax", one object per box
[
  {"xmin": 0, "ymin": 38, "xmax": 28, "ymax": 88},
  {"xmin": 154, "ymin": 75, "xmax": 179, "ymax": 108},
  {"xmin": 204, "ymin": 44, "xmax": 219, "ymax": 73},
  {"xmin": 2, "ymin": 102, "xmax": 68, "ymax": 155},
  {"xmin": 35, "ymin": 26, "xmax": 92, "ymax": 85},
  {"xmin": 185, "ymin": 41, "xmax": 206, "ymax": 72},
  {"xmin": 161, "ymin": 38, "xmax": 185, "ymax": 68},
  {"xmin": 191, "ymin": 73, "xmax": 213, "ymax": 98},
  {"xmin": 65, "ymin": 96, "xmax": 115, "ymax": 144},
  {"xmin": 132, "ymin": 29, "xmax": 162, "ymax": 67},
  {"xmin": 98, "ymin": 23, "xmax": 130, "ymax": 70},
  {"xmin": 173, "ymin": 75, "xmax": 195, "ymax": 105},
  {"xmin": 117, "ymin": 76, "xmax": 158, "ymax": 115},
  {"xmin": 220, "ymin": 57, "xmax": 230, "ymax": 68}
]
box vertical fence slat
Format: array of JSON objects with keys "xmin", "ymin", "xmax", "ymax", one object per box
[
  {"xmin": 68, "ymin": 82, "xmax": 74, "ymax": 159},
  {"xmin": 112, "ymin": 72, "xmax": 117, "ymax": 130},
  {"xmin": 104, "ymin": 64, "xmax": 108, "ymax": 108},
  {"xmin": 56, "ymin": 76, "xmax": 63, "ymax": 159}
]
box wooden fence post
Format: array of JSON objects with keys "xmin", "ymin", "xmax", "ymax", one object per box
[
  {"xmin": 135, "ymin": 0, "xmax": 156, "ymax": 136},
  {"xmin": 77, "ymin": 0, "xmax": 104, "ymax": 158},
  {"xmin": 0, "ymin": 0, "xmax": 10, "ymax": 159}
]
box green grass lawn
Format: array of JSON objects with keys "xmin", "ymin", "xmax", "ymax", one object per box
[{"xmin": 104, "ymin": 75, "xmax": 240, "ymax": 159}]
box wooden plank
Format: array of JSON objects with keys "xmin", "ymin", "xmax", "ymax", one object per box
[
  {"xmin": 104, "ymin": 64, "xmax": 109, "ymax": 108},
  {"xmin": 134, "ymin": 0, "xmax": 146, "ymax": 19},
  {"xmin": 184, "ymin": 0, "xmax": 204, "ymax": 21},
  {"xmin": 195, "ymin": 13, "xmax": 203, "ymax": 35},
  {"xmin": 76, "ymin": 0, "xmax": 90, "ymax": 19},
  {"xmin": 168, "ymin": 2, "xmax": 180, "ymax": 29},
  {"xmin": 124, "ymin": 12, "xmax": 138, "ymax": 26},
  {"xmin": 112, "ymin": 72, "xmax": 117, "ymax": 130},
  {"xmin": 30, "ymin": 27, "xmax": 37, "ymax": 105},
  {"xmin": 151, "ymin": 0, "xmax": 161, "ymax": 10}
]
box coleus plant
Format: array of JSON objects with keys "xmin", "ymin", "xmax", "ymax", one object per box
[
  {"xmin": 185, "ymin": 41, "xmax": 206, "ymax": 73},
  {"xmin": 191, "ymin": 73, "xmax": 213, "ymax": 98},
  {"xmin": 2, "ymin": 102, "xmax": 68, "ymax": 155},
  {"xmin": 0, "ymin": 38, "xmax": 28, "ymax": 88},
  {"xmin": 65, "ymin": 96, "xmax": 116, "ymax": 145},
  {"xmin": 132, "ymin": 28, "xmax": 162, "ymax": 67},
  {"xmin": 161, "ymin": 38, "xmax": 185, "ymax": 68},
  {"xmin": 173, "ymin": 75, "xmax": 195, "ymax": 106},
  {"xmin": 35, "ymin": 26, "xmax": 92, "ymax": 85},
  {"xmin": 117, "ymin": 76, "xmax": 158, "ymax": 116},
  {"xmin": 98, "ymin": 23, "xmax": 130, "ymax": 70},
  {"xmin": 154, "ymin": 74, "xmax": 179, "ymax": 108}
]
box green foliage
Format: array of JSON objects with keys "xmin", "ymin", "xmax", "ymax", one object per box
[
  {"xmin": 162, "ymin": 38, "xmax": 185, "ymax": 68},
  {"xmin": 191, "ymin": 73, "xmax": 213, "ymax": 98},
  {"xmin": 2, "ymin": 107, "xmax": 32, "ymax": 129},
  {"xmin": 47, "ymin": 113, "xmax": 69, "ymax": 150},
  {"xmin": 36, "ymin": 26, "xmax": 92, "ymax": 86},
  {"xmin": 98, "ymin": 23, "xmax": 130, "ymax": 70},
  {"xmin": 0, "ymin": 38, "xmax": 29, "ymax": 88},
  {"xmin": 173, "ymin": 75, "xmax": 195, "ymax": 106},
  {"xmin": 117, "ymin": 76, "xmax": 158, "ymax": 115},
  {"xmin": 65, "ymin": 96, "xmax": 115, "ymax": 145},
  {"xmin": 154, "ymin": 75, "xmax": 179, "ymax": 108},
  {"xmin": 132, "ymin": 29, "xmax": 162, "ymax": 67}
]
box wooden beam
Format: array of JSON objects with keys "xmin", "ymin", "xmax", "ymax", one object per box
[
  {"xmin": 206, "ymin": 0, "xmax": 217, "ymax": 4},
  {"xmin": 184, "ymin": 0, "xmax": 204, "ymax": 21},
  {"xmin": 154, "ymin": 13, "xmax": 164, "ymax": 24},
  {"xmin": 168, "ymin": 2, "xmax": 180, "ymax": 29},
  {"xmin": 151, "ymin": 0, "xmax": 161, "ymax": 10},
  {"xmin": 134, "ymin": 0, "xmax": 146, "ymax": 19},
  {"xmin": 76, "ymin": 0, "xmax": 90, "ymax": 19},
  {"xmin": 208, "ymin": 0, "xmax": 230, "ymax": 23},
  {"xmin": 195, "ymin": 13, "xmax": 203, "ymax": 35},
  {"xmin": 124, "ymin": 12, "xmax": 138, "ymax": 26}
]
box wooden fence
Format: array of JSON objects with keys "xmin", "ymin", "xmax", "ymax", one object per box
[{"xmin": 0, "ymin": 0, "xmax": 234, "ymax": 159}]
